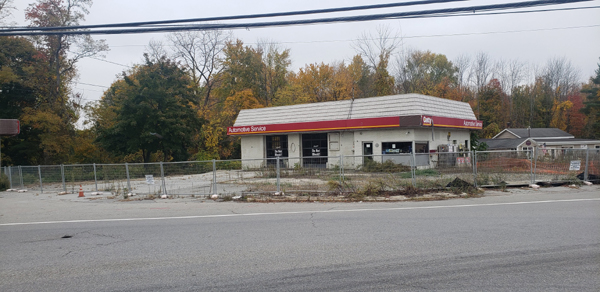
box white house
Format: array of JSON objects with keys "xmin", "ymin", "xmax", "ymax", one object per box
[{"xmin": 481, "ymin": 128, "xmax": 600, "ymax": 157}]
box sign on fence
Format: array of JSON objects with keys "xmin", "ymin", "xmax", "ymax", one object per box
[
  {"xmin": 569, "ymin": 160, "xmax": 581, "ymax": 171},
  {"xmin": 456, "ymin": 157, "xmax": 471, "ymax": 167},
  {"xmin": 145, "ymin": 175, "xmax": 155, "ymax": 185}
]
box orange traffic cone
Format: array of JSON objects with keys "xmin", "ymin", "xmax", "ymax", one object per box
[{"xmin": 78, "ymin": 185, "xmax": 84, "ymax": 197}]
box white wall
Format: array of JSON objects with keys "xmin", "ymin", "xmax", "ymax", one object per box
[
  {"xmin": 353, "ymin": 128, "xmax": 471, "ymax": 154},
  {"xmin": 239, "ymin": 128, "xmax": 473, "ymax": 169},
  {"xmin": 326, "ymin": 131, "xmax": 355, "ymax": 168},
  {"xmin": 241, "ymin": 135, "xmax": 264, "ymax": 169},
  {"xmin": 425, "ymin": 128, "xmax": 471, "ymax": 152},
  {"xmin": 287, "ymin": 133, "xmax": 301, "ymax": 168}
]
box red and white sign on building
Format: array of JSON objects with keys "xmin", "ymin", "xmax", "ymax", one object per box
[
  {"xmin": 0, "ymin": 119, "xmax": 20, "ymax": 136},
  {"xmin": 228, "ymin": 115, "xmax": 482, "ymax": 136},
  {"xmin": 421, "ymin": 116, "xmax": 483, "ymax": 130}
]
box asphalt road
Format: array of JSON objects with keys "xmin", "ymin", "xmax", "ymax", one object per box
[{"xmin": 1, "ymin": 187, "xmax": 599, "ymax": 291}]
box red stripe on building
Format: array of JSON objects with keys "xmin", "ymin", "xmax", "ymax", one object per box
[
  {"xmin": 228, "ymin": 117, "xmax": 400, "ymax": 135},
  {"xmin": 227, "ymin": 115, "xmax": 482, "ymax": 136}
]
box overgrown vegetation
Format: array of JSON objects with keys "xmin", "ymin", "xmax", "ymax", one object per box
[
  {"xmin": 0, "ymin": 174, "xmax": 9, "ymax": 191},
  {"xmin": 359, "ymin": 159, "xmax": 411, "ymax": 173}
]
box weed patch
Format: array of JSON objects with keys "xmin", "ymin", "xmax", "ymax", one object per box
[
  {"xmin": 0, "ymin": 174, "xmax": 8, "ymax": 191},
  {"xmin": 359, "ymin": 159, "xmax": 410, "ymax": 173}
]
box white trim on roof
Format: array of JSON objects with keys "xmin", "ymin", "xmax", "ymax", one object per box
[
  {"xmin": 234, "ymin": 94, "xmax": 477, "ymax": 127},
  {"xmin": 536, "ymin": 140, "xmax": 600, "ymax": 146},
  {"xmin": 492, "ymin": 129, "xmax": 518, "ymax": 139}
]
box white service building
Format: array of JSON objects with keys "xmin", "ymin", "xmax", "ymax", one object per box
[{"xmin": 227, "ymin": 94, "xmax": 482, "ymax": 168}]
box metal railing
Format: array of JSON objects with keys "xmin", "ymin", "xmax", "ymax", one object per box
[{"xmin": 2, "ymin": 148, "xmax": 598, "ymax": 197}]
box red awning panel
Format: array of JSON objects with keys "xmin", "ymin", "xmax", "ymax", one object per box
[{"xmin": 0, "ymin": 119, "xmax": 20, "ymax": 136}]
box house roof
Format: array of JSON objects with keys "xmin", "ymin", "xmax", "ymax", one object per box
[
  {"xmin": 480, "ymin": 138, "xmax": 528, "ymax": 150},
  {"xmin": 234, "ymin": 93, "xmax": 477, "ymax": 126},
  {"xmin": 492, "ymin": 128, "xmax": 574, "ymax": 139},
  {"xmin": 534, "ymin": 138, "xmax": 600, "ymax": 145},
  {"xmin": 482, "ymin": 137, "xmax": 600, "ymax": 149}
]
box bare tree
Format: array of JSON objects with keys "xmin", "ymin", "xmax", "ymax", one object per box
[
  {"xmin": 540, "ymin": 56, "xmax": 580, "ymax": 100},
  {"xmin": 168, "ymin": 29, "xmax": 231, "ymax": 106},
  {"xmin": 471, "ymin": 52, "xmax": 493, "ymax": 92},
  {"xmin": 493, "ymin": 58, "xmax": 527, "ymax": 96},
  {"xmin": 394, "ymin": 49, "xmax": 409, "ymax": 94},
  {"xmin": 0, "ymin": 0, "xmax": 14, "ymax": 23},
  {"xmin": 353, "ymin": 25, "xmax": 401, "ymax": 70},
  {"xmin": 145, "ymin": 40, "xmax": 168, "ymax": 62},
  {"xmin": 507, "ymin": 59, "xmax": 528, "ymax": 94},
  {"xmin": 454, "ymin": 54, "xmax": 471, "ymax": 90}
]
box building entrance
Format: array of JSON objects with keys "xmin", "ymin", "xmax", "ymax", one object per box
[{"xmin": 363, "ymin": 142, "xmax": 373, "ymax": 163}]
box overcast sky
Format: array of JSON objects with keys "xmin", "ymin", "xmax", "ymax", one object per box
[{"xmin": 7, "ymin": 0, "xmax": 600, "ymax": 107}]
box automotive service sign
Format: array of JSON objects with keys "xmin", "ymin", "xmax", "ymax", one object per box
[{"xmin": 421, "ymin": 116, "xmax": 483, "ymax": 130}]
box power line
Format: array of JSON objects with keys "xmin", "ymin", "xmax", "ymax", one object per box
[
  {"xmin": 400, "ymin": 23, "xmax": 600, "ymax": 39},
  {"xmin": 276, "ymin": 23, "xmax": 600, "ymax": 45},
  {"xmin": 77, "ymin": 82, "xmax": 109, "ymax": 88},
  {"xmin": 1, "ymin": 0, "xmax": 468, "ymax": 32},
  {"xmin": 89, "ymin": 57, "xmax": 131, "ymax": 68},
  {"xmin": 389, "ymin": 4, "xmax": 600, "ymax": 19},
  {"xmin": 0, "ymin": 0, "xmax": 592, "ymax": 36},
  {"xmin": 68, "ymin": 23, "xmax": 600, "ymax": 70}
]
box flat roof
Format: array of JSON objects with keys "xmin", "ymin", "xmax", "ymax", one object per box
[{"xmin": 234, "ymin": 93, "xmax": 477, "ymax": 127}]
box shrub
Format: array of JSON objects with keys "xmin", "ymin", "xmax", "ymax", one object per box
[
  {"xmin": 327, "ymin": 179, "xmax": 355, "ymax": 195},
  {"xmin": 359, "ymin": 159, "xmax": 410, "ymax": 173},
  {"xmin": 0, "ymin": 174, "xmax": 9, "ymax": 191}
]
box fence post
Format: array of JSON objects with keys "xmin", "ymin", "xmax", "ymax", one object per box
[
  {"xmin": 125, "ymin": 163, "xmax": 131, "ymax": 192},
  {"xmin": 529, "ymin": 149, "xmax": 534, "ymax": 185},
  {"xmin": 584, "ymin": 147, "xmax": 589, "ymax": 181},
  {"xmin": 60, "ymin": 164, "xmax": 66, "ymax": 192},
  {"xmin": 533, "ymin": 146, "xmax": 538, "ymax": 183},
  {"xmin": 38, "ymin": 165, "xmax": 43, "ymax": 193},
  {"xmin": 18, "ymin": 165, "xmax": 23, "ymax": 189},
  {"xmin": 411, "ymin": 152, "xmax": 416, "ymax": 187},
  {"xmin": 93, "ymin": 163, "xmax": 98, "ymax": 192},
  {"xmin": 472, "ymin": 150, "xmax": 477, "ymax": 188},
  {"xmin": 160, "ymin": 162, "xmax": 167, "ymax": 196},
  {"xmin": 340, "ymin": 155, "xmax": 344, "ymax": 184},
  {"xmin": 212, "ymin": 159, "xmax": 217, "ymax": 196},
  {"xmin": 276, "ymin": 156, "xmax": 281, "ymax": 193},
  {"xmin": 8, "ymin": 166, "xmax": 12, "ymax": 189}
]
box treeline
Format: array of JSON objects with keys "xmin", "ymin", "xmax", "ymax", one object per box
[
  {"xmin": 90, "ymin": 29, "xmax": 599, "ymax": 164},
  {"xmin": 1, "ymin": 1, "xmax": 599, "ymax": 166}
]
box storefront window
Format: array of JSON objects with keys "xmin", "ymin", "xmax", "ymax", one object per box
[
  {"xmin": 302, "ymin": 133, "xmax": 328, "ymax": 167},
  {"xmin": 382, "ymin": 142, "xmax": 411, "ymax": 154},
  {"xmin": 266, "ymin": 136, "xmax": 288, "ymax": 166},
  {"xmin": 415, "ymin": 142, "xmax": 429, "ymax": 153}
]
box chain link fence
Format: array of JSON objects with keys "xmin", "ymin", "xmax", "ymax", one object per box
[{"xmin": 2, "ymin": 148, "xmax": 598, "ymax": 197}]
